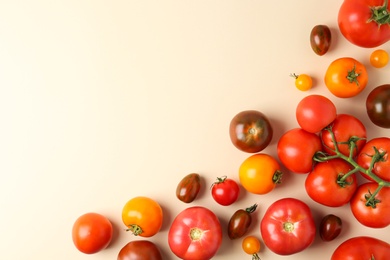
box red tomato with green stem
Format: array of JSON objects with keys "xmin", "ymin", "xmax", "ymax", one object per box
[
  {"xmin": 168, "ymin": 206, "xmax": 222, "ymax": 260},
  {"xmin": 277, "ymin": 128, "xmax": 322, "ymax": 173},
  {"xmin": 72, "ymin": 212, "xmax": 113, "ymax": 254},
  {"xmin": 350, "ymin": 182, "xmax": 390, "ymax": 228},
  {"xmin": 211, "ymin": 176, "xmax": 240, "ymax": 206},
  {"xmin": 338, "ymin": 0, "xmax": 390, "ymax": 48},
  {"xmin": 228, "ymin": 204, "xmax": 258, "ymax": 240},
  {"xmin": 332, "ymin": 236, "xmax": 390, "ymax": 260},
  {"xmin": 305, "ymin": 159, "xmax": 358, "ymax": 207},
  {"xmin": 260, "ymin": 198, "xmax": 316, "ymax": 255},
  {"xmin": 117, "ymin": 240, "xmax": 163, "ymax": 260},
  {"xmin": 296, "ymin": 94, "xmax": 337, "ymax": 133}
]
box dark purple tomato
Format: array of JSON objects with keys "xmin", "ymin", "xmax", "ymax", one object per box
[
  {"xmin": 117, "ymin": 240, "xmax": 162, "ymax": 260},
  {"xmin": 366, "ymin": 84, "xmax": 390, "ymax": 128},
  {"xmin": 319, "ymin": 214, "xmax": 342, "ymax": 242},
  {"xmin": 176, "ymin": 173, "xmax": 201, "ymax": 203},
  {"xmin": 227, "ymin": 204, "xmax": 257, "ymax": 239},
  {"xmin": 310, "ymin": 25, "xmax": 332, "ymax": 56},
  {"xmin": 229, "ymin": 110, "xmax": 273, "ymax": 153}
]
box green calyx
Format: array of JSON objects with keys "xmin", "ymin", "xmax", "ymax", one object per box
[
  {"xmin": 369, "ymin": 0, "xmax": 390, "ymax": 25},
  {"xmin": 125, "ymin": 224, "xmax": 143, "ymax": 236}
]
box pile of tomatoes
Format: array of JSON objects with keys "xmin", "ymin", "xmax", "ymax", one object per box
[{"xmin": 71, "ymin": 1, "xmax": 390, "ymax": 259}]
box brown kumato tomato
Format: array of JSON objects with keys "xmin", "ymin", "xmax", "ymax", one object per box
[
  {"xmin": 366, "ymin": 84, "xmax": 390, "ymax": 128},
  {"xmin": 310, "ymin": 24, "xmax": 331, "ymax": 56},
  {"xmin": 117, "ymin": 240, "xmax": 163, "ymax": 260},
  {"xmin": 176, "ymin": 173, "xmax": 201, "ymax": 203}
]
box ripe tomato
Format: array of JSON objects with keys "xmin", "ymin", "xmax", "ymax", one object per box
[
  {"xmin": 242, "ymin": 236, "xmax": 261, "ymax": 260},
  {"xmin": 168, "ymin": 206, "xmax": 222, "ymax": 260},
  {"xmin": 296, "ymin": 94, "xmax": 337, "ymax": 133},
  {"xmin": 357, "ymin": 137, "xmax": 390, "ymax": 182},
  {"xmin": 238, "ymin": 153, "xmax": 282, "ymax": 194},
  {"xmin": 338, "ymin": 0, "xmax": 390, "ymax": 48},
  {"xmin": 320, "ymin": 114, "xmax": 367, "ymax": 158},
  {"xmin": 211, "ymin": 176, "xmax": 240, "ymax": 206},
  {"xmin": 122, "ymin": 196, "xmax": 163, "ymax": 237},
  {"xmin": 290, "ymin": 73, "xmax": 313, "ymax": 91},
  {"xmin": 260, "ymin": 198, "xmax": 316, "ymax": 255},
  {"xmin": 228, "ymin": 204, "xmax": 258, "ymax": 240},
  {"xmin": 350, "ymin": 182, "xmax": 390, "ymax": 228},
  {"xmin": 366, "ymin": 84, "xmax": 390, "ymax": 128},
  {"xmin": 331, "ymin": 236, "xmax": 390, "ymax": 260},
  {"xmin": 117, "ymin": 240, "xmax": 163, "ymax": 260},
  {"xmin": 305, "ymin": 159, "xmax": 357, "ymax": 207},
  {"xmin": 310, "ymin": 24, "xmax": 332, "ymax": 56},
  {"xmin": 324, "ymin": 57, "xmax": 368, "ymax": 98},
  {"xmin": 176, "ymin": 173, "xmax": 201, "ymax": 203},
  {"xmin": 319, "ymin": 214, "xmax": 342, "ymax": 242},
  {"xmin": 370, "ymin": 49, "xmax": 389, "ymax": 68},
  {"xmin": 72, "ymin": 212, "xmax": 113, "ymax": 254},
  {"xmin": 277, "ymin": 128, "xmax": 322, "ymax": 174},
  {"xmin": 229, "ymin": 110, "xmax": 273, "ymax": 153}
]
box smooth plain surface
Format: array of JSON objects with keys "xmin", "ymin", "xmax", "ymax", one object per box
[{"xmin": 1, "ymin": 1, "xmax": 389, "ymax": 259}]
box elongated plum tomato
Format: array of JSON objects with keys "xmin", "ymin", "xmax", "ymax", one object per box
[
  {"xmin": 168, "ymin": 206, "xmax": 222, "ymax": 260},
  {"xmin": 228, "ymin": 204, "xmax": 258, "ymax": 240},
  {"xmin": 310, "ymin": 24, "xmax": 331, "ymax": 56},
  {"xmin": 366, "ymin": 84, "xmax": 390, "ymax": 128},
  {"xmin": 176, "ymin": 173, "xmax": 201, "ymax": 203},
  {"xmin": 229, "ymin": 110, "xmax": 273, "ymax": 153},
  {"xmin": 117, "ymin": 240, "xmax": 162, "ymax": 260},
  {"xmin": 296, "ymin": 94, "xmax": 337, "ymax": 133},
  {"xmin": 72, "ymin": 212, "xmax": 113, "ymax": 254}
]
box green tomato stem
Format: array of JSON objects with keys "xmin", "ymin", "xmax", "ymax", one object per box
[
  {"xmin": 125, "ymin": 224, "xmax": 143, "ymax": 236},
  {"xmin": 369, "ymin": 0, "xmax": 390, "ymax": 25},
  {"xmin": 245, "ymin": 204, "xmax": 258, "ymax": 214}
]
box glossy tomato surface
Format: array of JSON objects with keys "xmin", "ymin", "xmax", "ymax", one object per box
[
  {"xmin": 228, "ymin": 204, "xmax": 257, "ymax": 240},
  {"xmin": 168, "ymin": 206, "xmax": 222, "ymax": 260},
  {"xmin": 260, "ymin": 198, "xmax": 316, "ymax": 255},
  {"xmin": 366, "ymin": 84, "xmax": 390, "ymax": 128},
  {"xmin": 310, "ymin": 24, "xmax": 331, "ymax": 56},
  {"xmin": 176, "ymin": 173, "xmax": 201, "ymax": 203},
  {"xmin": 331, "ymin": 236, "xmax": 390, "ymax": 260},
  {"xmin": 117, "ymin": 240, "xmax": 163, "ymax": 260},
  {"xmin": 229, "ymin": 110, "xmax": 273, "ymax": 153},
  {"xmin": 319, "ymin": 214, "xmax": 342, "ymax": 242},
  {"xmin": 211, "ymin": 176, "xmax": 239, "ymax": 206},
  {"xmin": 72, "ymin": 212, "xmax": 113, "ymax": 254}
]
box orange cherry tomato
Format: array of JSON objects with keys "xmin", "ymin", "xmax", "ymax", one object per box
[
  {"xmin": 242, "ymin": 236, "xmax": 261, "ymax": 260},
  {"xmin": 290, "ymin": 73, "xmax": 313, "ymax": 91},
  {"xmin": 239, "ymin": 153, "xmax": 283, "ymax": 194},
  {"xmin": 121, "ymin": 196, "xmax": 163, "ymax": 237},
  {"xmin": 324, "ymin": 57, "xmax": 368, "ymax": 98},
  {"xmin": 370, "ymin": 49, "xmax": 389, "ymax": 68}
]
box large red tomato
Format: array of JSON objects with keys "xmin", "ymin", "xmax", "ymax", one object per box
[
  {"xmin": 168, "ymin": 206, "xmax": 222, "ymax": 260},
  {"xmin": 72, "ymin": 212, "xmax": 113, "ymax": 254},
  {"xmin": 331, "ymin": 236, "xmax": 390, "ymax": 260},
  {"xmin": 260, "ymin": 198, "xmax": 316, "ymax": 255},
  {"xmin": 277, "ymin": 128, "xmax": 322, "ymax": 173},
  {"xmin": 338, "ymin": 0, "xmax": 390, "ymax": 48}
]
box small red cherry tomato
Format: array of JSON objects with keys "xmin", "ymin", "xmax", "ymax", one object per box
[{"xmin": 211, "ymin": 176, "xmax": 240, "ymax": 206}]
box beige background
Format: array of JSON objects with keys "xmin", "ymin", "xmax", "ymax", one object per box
[{"xmin": 0, "ymin": 1, "xmax": 389, "ymax": 259}]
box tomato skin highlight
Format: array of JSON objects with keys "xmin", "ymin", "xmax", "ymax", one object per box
[
  {"xmin": 370, "ymin": 49, "xmax": 389, "ymax": 68},
  {"xmin": 228, "ymin": 204, "xmax": 257, "ymax": 240},
  {"xmin": 72, "ymin": 212, "xmax": 113, "ymax": 254},
  {"xmin": 319, "ymin": 214, "xmax": 342, "ymax": 242},
  {"xmin": 366, "ymin": 84, "xmax": 390, "ymax": 128},
  {"xmin": 117, "ymin": 240, "xmax": 163, "ymax": 260},
  {"xmin": 168, "ymin": 206, "xmax": 222, "ymax": 260},
  {"xmin": 211, "ymin": 176, "xmax": 240, "ymax": 206},
  {"xmin": 176, "ymin": 173, "xmax": 201, "ymax": 203},
  {"xmin": 331, "ymin": 236, "xmax": 390, "ymax": 260},
  {"xmin": 310, "ymin": 24, "xmax": 331, "ymax": 56}
]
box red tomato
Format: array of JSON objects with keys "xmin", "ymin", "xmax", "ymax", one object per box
[
  {"xmin": 211, "ymin": 176, "xmax": 240, "ymax": 206},
  {"xmin": 305, "ymin": 159, "xmax": 357, "ymax": 207},
  {"xmin": 117, "ymin": 240, "xmax": 163, "ymax": 260},
  {"xmin": 296, "ymin": 94, "xmax": 337, "ymax": 133},
  {"xmin": 72, "ymin": 212, "xmax": 113, "ymax": 254},
  {"xmin": 357, "ymin": 137, "xmax": 390, "ymax": 182},
  {"xmin": 320, "ymin": 114, "xmax": 367, "ymax": 158},
  {"xmin": 277, "ymin": 128, "xmax": 322, "ymax": 173},
  {"xmin": 331, "ymin": 236, "xmax": 390, "ymax": 260},
  {"xmin": 168, "ymin": 206, "xmax": 222, "ymax": 260},
  {"xmin": 338, "ymin": 0, "xmax": 390, "ymax": 48},
  {"xmin": 350, "ymin": 182, "xmax": 390, "ymax": 228},
  {"xmin": 260, "ymin": 198, "xmax": 316, "ymax": 255}
]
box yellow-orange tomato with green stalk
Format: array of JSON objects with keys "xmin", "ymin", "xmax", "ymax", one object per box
[
  {"xmin": 242, "ymin": 236, "xmax": 261, "ymax": 260},
  {"xmin": 290, "ymin": 73, "xmax": 313, "ymax": 91},
  {"xmin": 370, "ymin": 49, "xmax": 389, "ymax": 68}
]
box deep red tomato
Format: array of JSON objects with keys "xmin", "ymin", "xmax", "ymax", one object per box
[
  {"xmin": 168, "ymin": 206, "xmax": 222, "ymax": 260},
  {"xmin": 350, "ymin": 182, "xmax": 390, "ymax": 228},
  {"xmin": 176, "ymin": 173, "xmax": 201, "ymax": 203},
  {"xmin": 296, "ymin": 94, "xmax": 337, "ymax": 133},
  {"xmin": 277, "ymin": 128, "xmax": 322, "ymax": 173},
  {"xmin": 305, "ymin": 159, "xmax": 357, "ymax": 207},
  {"xmin": 331, "ymin": 236, "xmax": 390, "ymax": 260},
  {"xmin": 321, "ymin": 114, "xmax": 367, "ymax": 158},
  {"xmin": 319, "ymin": 214, "xmax": 342, "ymax": 242},
  {"xmin": 338, "ymin": 0, "xmax": 390, "ymax": 48},
  {"xmin": 228, "ymin": 204, "xmax": 258, "ymax": 240},
  {"xmin": 310, "ymin": 24, "xmax": 332, "ymax": 56},
  {"xmin": 366, "ymin": 84, "xmax": 390, "ymax": 128},
  {"xmin": 72, "ymin": 212, "xmax": 113, "ymax": 254},
  {"xmin": 229, "ymin": 110, "xmax": 273, "ymax": 153},
  {"xmin": 357, "ymin": 137, "xmax": 390, "ymax": 182},
  {"xmin": 211, "ymin": 176, "xmax": 240, "ymax": 206},
  {"xmin": 260, "ymin": 198, "xmax": 316, "ymax": 255},
  {"xmin": 117, "ymin": 240, "xmax": 163, "ymax": 260}
]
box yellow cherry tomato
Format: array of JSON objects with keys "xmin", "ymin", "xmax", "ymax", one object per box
[
  {"xmin": 370, "ymin": 49, "xmax": 389, "ymax": 68},
  {"xmin": 242, "ymin": 236, "xmax": 261, "ymax": 260},
  {"xmin": 290, "ymin": 73, "xmax": 313, "ymax": 91}
]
